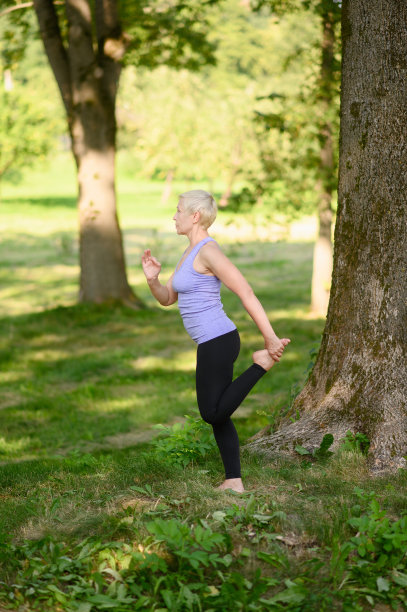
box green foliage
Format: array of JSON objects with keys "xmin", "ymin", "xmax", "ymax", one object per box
[
  {"xmin": 152, "ymin": 415, "xmax": 217, "ymax": 468},
  {"xmin": 117, "ymin": 1, "xmax": 322, "ymax": 212},
  {"xmin": 121, "ymin": 0, "xmax": 219, "ymax": 71},
  {"xmin": 340, "ymin": 431, "xmax": 370, "ymax": 455},
  {"xmin": 0, "ymin": 81, "xmax": 59, "ymax": 179},
  {"xmin": 211, "ymin": 493, "xmax": 287, "ymax": 538},
  {"xmin": 2, "ymin": 490, "xmax": 406, "ymax": 611},
  {"xmin": 147, "ymin": 517, "xmax": 232, "ymax": 571},
  {"xmin": 295, "ymin": 431, "xmax": 370, "ymax": 464},
  {"xmin": 332, "ymin": 489, "xmax": 407, "ymax": 610},
  {"xmin": 226, "ymin": 0, "xmax": 342, "ymax": 218},
  {"xmin": 295, "ymin": 433, "xmax": 334, "ymax": 460}
]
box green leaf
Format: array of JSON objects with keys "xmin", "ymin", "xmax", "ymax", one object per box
[
  {"xmin": 376, "ymin": 576, "xmax": 390, "ymax": 592},
  {"xmin": 265, "ymin": 586, "xmax": 308, "ymax": 605},
  {"xmin": 313, "ymin": 434, "xmax": 334, "ymax": 457},
  {"xmin": 212, "ymin": 511, "xmax": 226, "ymax": 522},
  {"xmin": 76, "ymin": 604, "xmax": 93, "ymax": 612},
  {"xmin": 295, "ymin": 445, "xmax": 310, "ymax": 455},
  {"xmin": 253, "ymin": 513, "xmax": 273, "ymax": 523},
  {"xmin": 392, "ymin": 571, "xmax": 407, "ymax": 587},
  {"xmin": 87, "ymin": 594, "xmax": 124, "ymax": 608},
  {"xmin": 257, "ymin": 551, "xmax": 287, "ymax": 568}
]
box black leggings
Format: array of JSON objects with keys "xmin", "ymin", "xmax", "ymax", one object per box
[{"xmin": 196, "ymin": 329, "xmax": 266, "ymax": 479}]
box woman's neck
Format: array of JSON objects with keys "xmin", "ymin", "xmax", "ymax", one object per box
[{"xmin": 187, "ymin": 226, "xmax": 209, "ymax": 247}]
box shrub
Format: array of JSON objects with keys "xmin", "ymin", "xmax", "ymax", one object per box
[{"xmin": 152, "ymin": 415, "xmax": 216, "ymax": 468}]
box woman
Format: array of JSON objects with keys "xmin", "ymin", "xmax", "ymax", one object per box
[{"xmin": 141, "ymin": 190, "xmax": 290, "ymax": 493}]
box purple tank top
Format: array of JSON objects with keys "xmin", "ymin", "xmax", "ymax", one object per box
[{"xmin": 172, "ymin": 237, "xmax": 236, "ymax": 344}]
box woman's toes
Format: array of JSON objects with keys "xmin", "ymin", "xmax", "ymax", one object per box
[{"xmin": 252, "ymin": 350, "xmax": 276, "ymax": 371}]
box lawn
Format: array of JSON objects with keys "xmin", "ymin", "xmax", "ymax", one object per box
[{"xmin": 0, "ymin": 156, "xmax": 406, "ymax": 611}]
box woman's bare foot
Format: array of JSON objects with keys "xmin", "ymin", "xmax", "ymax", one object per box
[
  {"xmin": 216, "ymin": 478, "xmax": 245, "ymax": 493},
  {"xmin": 252, "ymin": 349, "xmax": 276, "ymax": 371}
]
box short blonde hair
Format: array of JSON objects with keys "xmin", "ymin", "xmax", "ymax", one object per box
[{"xmin": 179, "ymin": 190, "xmax": 217, "ymax": 230}]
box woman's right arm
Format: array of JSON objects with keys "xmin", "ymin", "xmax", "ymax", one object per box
[{"xmin": 141, "ymin": 249, "xmax": 178, "ymax": 306}]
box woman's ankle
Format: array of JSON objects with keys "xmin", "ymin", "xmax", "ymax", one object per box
[{"xmin": 252, "ymin": 349, "xmax": 275, "ymax": 372}]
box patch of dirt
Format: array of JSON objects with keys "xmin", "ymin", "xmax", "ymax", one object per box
[
  {"xmin": 98, "ymin": 430, "xmax": 159, "ymax": 448},
  {"xmin": 0, "ymin": 392, "xmax": 25, "ymax": 410},
  {"xmin": 69, "ymin": 416, "xmax": 187, "ymax": 454},
  {"xmin": 233, "ymin": 406, "xmax": 255, "ymax": 419}
]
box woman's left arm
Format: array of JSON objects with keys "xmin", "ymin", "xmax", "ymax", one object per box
[{"xmin": 200, "ymin": 243, "xmax": 290, "ymax": 361}]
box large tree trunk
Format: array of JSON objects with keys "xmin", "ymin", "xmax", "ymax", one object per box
[
  {"xmin": 247, "ymin": 0, "xmax": 407, "ymax": 474},
  {"xmin": 33, "ymin": 0, "xmax": 141, "ymax": 306},
  {"xmin": 310, "ymin": 5, "xmax": 337, "ymax": 316}
]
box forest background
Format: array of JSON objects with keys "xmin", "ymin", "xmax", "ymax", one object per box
[
  {"xmin": 2, "ymin": 0, "xmax": 335, "ymax": 221},
  {"xmin": 1, "ymin": 1, "xmax": 406, "ymax": 611}
]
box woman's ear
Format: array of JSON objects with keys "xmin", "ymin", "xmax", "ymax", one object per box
[{"xmin": 193, "ymin": 210, "xmax": 201, "ymax": 224}]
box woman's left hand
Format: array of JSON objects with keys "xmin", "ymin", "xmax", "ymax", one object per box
[{"xmin": 265, "ymin": 337, "xmax": 291, "ymax": 362}]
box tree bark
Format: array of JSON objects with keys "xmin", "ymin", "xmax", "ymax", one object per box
[
  {"xmin": 33, "ymin": 0, "xmax": 141, "ymax": 306},
  {"xmin": 247, "ymin": 0, "xmax": 407, "ymax": 474},
  {"xmin": 310, "ymin": 5, "xmax": 336, "ymax": 316}
]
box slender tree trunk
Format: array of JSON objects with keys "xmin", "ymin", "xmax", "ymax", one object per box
[
  {"xmin": 247, "ymin": 0, "xmax": 407, "ymax": 474},
  {"xmin": 219, "ymin": 142, "xmax": 242, "ymax": 208},
  {"xmin": 161, "ymin": 169, "xmax": 175, "ymax": 206},
  {"xmin": 219, "ymin": 177, "xmax": 235, "ymax": 208},
  {"xmin": 311, "ymin": 7, "xmax": 336, "ymax": 316},
  {"xmin": 33, "ymin": 0, "xmax": 141, "ymax": 306}
]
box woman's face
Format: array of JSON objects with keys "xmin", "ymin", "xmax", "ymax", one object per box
[{"xmin": 173, "ymin": 201, "xmax": 195, "ymax": 235}]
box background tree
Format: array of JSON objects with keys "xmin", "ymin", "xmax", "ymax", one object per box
[
  {"xmin": 247, "ymin": 0, "xmax": 407, "ymax": 473},
  {"xmin": 1, "ymin": 0, "xmax": 218, "ymax": 305},
  {"xmin": 310, "ymin": 0, "xmax": 341, "ymax": 315},
  {"xmin": 116, "ymin": 0, "xmax": 319, "ymax": 207},
  {"xmin": 0, "ymin": 11, "xmax": 62, "ymax": 183},
  {"xmin": 0, "ymin": 77, "xmax": 58, "ymax": 181},
  {"xmin": 240, "ymin": 0, "xmax": 341, "ymax": 315}
]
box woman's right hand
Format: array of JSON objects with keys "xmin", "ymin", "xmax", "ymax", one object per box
[{"xmin": 141, "ymin": 249, "xmax": 162, "ymax": 281}]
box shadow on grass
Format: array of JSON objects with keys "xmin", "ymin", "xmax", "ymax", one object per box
[{"xmin": 1, "ymin": 196, "xmax": 77, "ymax": 208}]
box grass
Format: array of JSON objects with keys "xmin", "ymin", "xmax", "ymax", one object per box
[{"xmin": 0, "ymin": 155, "xmax": 406, "ymax": 611}]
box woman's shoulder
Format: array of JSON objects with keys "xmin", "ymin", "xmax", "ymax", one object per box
[
  {"xmin": 202, "ymin": 238, "xmax": 222, "ymax": 254},
  {"xmin": 199, "ymin": 239, "xmax": 229, "ymax": 265}
]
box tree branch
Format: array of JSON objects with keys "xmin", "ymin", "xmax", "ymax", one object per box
[
  {"xmin": 33, "ymin": 0, "xmax": 73, "ymax": 120},
  {"xmin": 0, "ymin": 2, "xmax": 33, "ymax": 18}
]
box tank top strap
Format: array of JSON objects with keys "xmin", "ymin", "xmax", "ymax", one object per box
[
  {"xmin": 187, "ymin": 237, "xmax": 215, "ymax": 267},
  {"xmin": 192, "ymin": 237, "xmax": 215, "ymax": 255}
]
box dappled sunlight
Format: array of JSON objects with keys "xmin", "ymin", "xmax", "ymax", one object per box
[
  {"xmin": 0, "ymin": 264, "xmax": 78, "ymax": 317},
  {"xmin": 0, "ymin": 435, "xmax": 31, "ymax": 455},
  {"xmin": 133, "ymin": 349, "xmax": 196, "ymax": 372},
  {"xmin": 265, "ymin": 308, "xmax": 325, "ymax": 321},
  {"xmin": 82, "ymin": 394, "xmax": 144, "ymax": 414}
]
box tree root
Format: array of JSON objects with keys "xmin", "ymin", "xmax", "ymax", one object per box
[
  {"xmin": 244, "ymin": 413, "xmax": 407, "ymax": 475},
  {"xmin": 245, "ymin": 412, "xmax": 352, "ymax": 456}
]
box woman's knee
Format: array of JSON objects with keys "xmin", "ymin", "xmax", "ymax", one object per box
[
  {"xmin": 200, "ymin": 412, "xmax": 216, "ymax": 425},
  {"xmin": 198, "ymin": 403, "xmax": 217, "ymax": 425}
]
